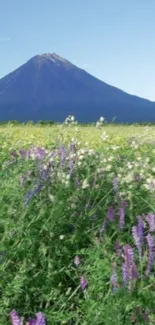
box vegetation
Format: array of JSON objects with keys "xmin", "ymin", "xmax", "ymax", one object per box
[{"xmin": 1, "ymin": 117, "xmax": 155, "ymax": 324}]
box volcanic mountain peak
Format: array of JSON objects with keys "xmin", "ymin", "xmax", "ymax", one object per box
[
  {"xmin": 41, "ymin": 53, "xmax": 69, "ymax": 62},
  {"xmin": 29, "ymin": 53, "xmax": 73, "ymax": 68},
  {"xmin": 0, "ymin": 52, "xmax": 155, "ymax": 123}
]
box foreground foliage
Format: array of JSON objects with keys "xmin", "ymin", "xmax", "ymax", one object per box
[{"xmin": 1, "ymin": 122, "xmax": 155, "ymax": 324}]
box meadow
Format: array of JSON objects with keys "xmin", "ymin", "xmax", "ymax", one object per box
[{"xmin": 1, "ymin": 118, "xmax": 155, "ymax": 324}]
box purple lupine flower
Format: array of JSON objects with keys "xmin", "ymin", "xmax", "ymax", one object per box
[
  {"xmin": 146, "ymin": 214, "xmax": 155, "ymax": 232},
  {"xmin": 119, "ymin": 207, "xmax": 125, "ymax": 229},
  {"xmin": 27, "ymin": 313, "xmax": 46, "ymax": 325},
  {"xmin": 123, "ymin": 244, "xmax": 135, "ymax": 281},
  {"xmin": 146, "ymin": 233, "xmax": 154, "ymax": 276},
  {"xmin": 24, "ymin": 183, "xmax": 42, "ymax": 207},
  {"xmin": 122, "ymin": 262, "xmax": 128, "ymax": 286},
  {"xmin": 132, "ymin": 226, "xmax": 142, "ymax": 260},
  {"xmin": 74, "ymin": 255, "xmax": 80, "ymax": 267},
  {"xmin": 80, "ymin": 276, "xmax": 87, "ymax": 291},
  {"xmin": 36, "ymin": 312, "xmax": 46, "ymax": 325},
  {"xmin": 69, "ymin": 159, "xmax": 74, "ymax": 177},
  {"xmin": 26, "ymin": 319, "xmax": 36, "ymax": 325},
  {"xmin": 40, "ymin": 168, "xmax": 49, "ymax": 180},
  {"xmin": 10, "ymin": 310, "xmax": 23, "ymax": 325},
  {"xmin": 107, "ymin": 206, "xmax": 114, "ymax": 221},
  {"xmin": 137, "ymin": 216, "xmax": 144, "ymax": 244},
  {"xmin": 24, "ymin": 190, "xmax": 33, "ymax": 207},
  {"xmin": 37, "ymin": 147, "xmax": 45, "ymax": 160},
  {"xmin": 111, "ymin": 263, "xmax": 117, "ymax": 292},
  {"xmin": 60, "ymin": 146, "xmax": 66, "ymax": 167},
  {"xmin": 132, "ymin": 262, "xmax": 139, "ymax": 279},
  {"xmin": 115, "ymin": 240, "xmax": 122, "ymax": 256},
  {"xmin": 113, "ymin": 176, "xmax": 118, "ymax": 192},
  {"xmin": 121, "ymin": 200, "xmax": 128, "ymax": 208}
]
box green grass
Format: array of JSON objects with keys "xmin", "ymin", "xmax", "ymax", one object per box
[{"xmin": 1, "ymin": 123, "xmax": 155, "ymax": 324}]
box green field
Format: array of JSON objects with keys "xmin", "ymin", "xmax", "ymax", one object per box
[{"xmin": 1, "ymin": 122, "xmax": 155, "ymax": 324}]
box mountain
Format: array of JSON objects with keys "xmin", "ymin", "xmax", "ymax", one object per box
[{"xmin": 0, "ymin": 53, "xmax": 155, "ymax": 123}]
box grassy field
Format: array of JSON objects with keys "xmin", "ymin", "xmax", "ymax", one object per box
[{"xmin": 1, "ymin": 122, "xmax": 155, "ymax": 324}]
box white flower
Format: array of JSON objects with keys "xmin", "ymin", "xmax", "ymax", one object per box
[
  {"xmin": 82, "ymin": 179, "xmax": 89, "ymax": 189},
  {"xmin": 77, "ymin": 161, "xmax": 82, "ymax": 166},
  {"xmin": 100, "ymin": 116, "xmax": 104, "ymax": 122},
  {"xmin": 60, "ymin": 235, "xmax": 64, "ymax": 240},
  {"xmin": 79, "ymin": 155, "xmax": 84, "ymax": 161},
  {"xmin": 71, "ymin": 203, "xmax": 76, "ymax": 209},
  {"xmin": 105, "ymin": 165, "xmax": 112, "ymax": 171},
  {"xmin": 48, "ymin": 194, "xmax": 55, "ymax": 202}
]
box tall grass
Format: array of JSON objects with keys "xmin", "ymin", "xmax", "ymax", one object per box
[{"xmin": 1, "ymin": 121, "xmax": 155, "ymax": 324}]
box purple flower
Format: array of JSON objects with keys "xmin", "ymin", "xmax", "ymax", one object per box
[
  {"xmin": 27, "ymin": 313, "xmax": 46, "ymax": 325},
  {"xmin": 146, "ymin": 214, "xmax": 155, "ymax": 232},
  {"xmin": 123, "ymin": 244, "xmax": 138, "ymax": 283},
  {"xmin": 122, "ymin": 262, "xmax": 128, "ymax": 286},
  {"xmin": 132, "ymin": 226, "xmax": 142, "ymax": 260},
  {"xmin": 115, "ymin": 240, "xmax": 122, "ymax": 256},
  {"xmin": 132, "ymin": 262, "xmax": 139, "ymax": 279},
  {"xmin": 107, "ymin": 206, "xmax": 114, "ymax": 221},
  {"xmin": 137, "ymin": 216, "xmax": 144, "ymax": 243},
  {"xmin": 69, "ymin": 159, "xmax": 74, "ymax": 177},
  {"xmin": 111, "ymin": 263, "xmax": 117, "ymax": 292},
  {"xmin": 121, "ymin": 200, "xmax": 128, "ymax": 208},
  {"xmin": 10, "ymin": 310, "xmax": 23, "ymax": 325},
  {"xmin": 113, "ymin": 177, "xmax": 118, "ymax": 192},
  {"xmin": 60, "ymin": 146, "xmax": 66, "ymax": 167},
  {"xmin": 36, "ymin": 312, "xmax": 46, "ymax": 325},
  {"xmin": 119, "ymin": 207, "xmax": 125, "ymax": 229},
  {"xmin": 36, "ymin": 147, "xmax": 45, "ymax": 160},
  {"xmin": 74, "ymin": 255, "xmax": 80, "ymax": 267},
  {"xmin": 27, "ymin": 319, "xmax": 36, "ymax": 325},
  {"xmin": 146, "ymin": 233, "xmax": 154, "ymax": 276},
  {"xmin": 24, "ymin": 183, "xmax": 42, "ymax": 207},
  {"xmin": 80, "ymin": 276, "xmax": 87, "ymax": 291}
]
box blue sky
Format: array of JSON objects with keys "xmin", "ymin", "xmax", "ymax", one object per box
[{"xmin": 0, "ymin": 0, "xmax": 155, "ymax": 100}]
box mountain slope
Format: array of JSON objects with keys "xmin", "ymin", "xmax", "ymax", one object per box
[{"xmin": 0, "ymin": 53, "xmax": 155, "ymax": 122}]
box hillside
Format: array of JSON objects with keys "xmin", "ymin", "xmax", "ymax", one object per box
[{"xmin": 0, "ymin": 53, "xmax": 155, "ymax": 122}]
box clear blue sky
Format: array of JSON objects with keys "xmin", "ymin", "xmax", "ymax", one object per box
[{"xmin": 0, "ymin": 0, "xmax": 155, "ymax": 100}]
